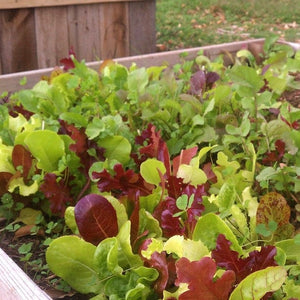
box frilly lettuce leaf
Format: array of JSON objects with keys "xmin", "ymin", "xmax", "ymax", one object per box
[
  {"xmin": 163, "ymin": 235, "xmax": 209, "ymax": 261},
  {"xmin": 8, "ymin": 177, "xmax": 39, "ymax": 196},
  {"xmin": 141, "ymin": 235, "xmax": 209, "ymax": 262},
  {"xmin": 0, "ymin": 140, "xmax": 14, "ymax": 173}
]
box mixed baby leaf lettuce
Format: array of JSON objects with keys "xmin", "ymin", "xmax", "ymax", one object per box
[{"xmin": 1, "ymin": 37, "xmax": 300, "ymax": 298}]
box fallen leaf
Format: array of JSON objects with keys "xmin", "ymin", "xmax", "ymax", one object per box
[{"xmin": 14, "ymin": 224, "xmax": 44, "ymax": 238}]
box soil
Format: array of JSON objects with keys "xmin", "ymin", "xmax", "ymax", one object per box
[
  {"xmin": 279, "ymin": 72, "xmax": 300, "ymax": 108},
  {"xmin": 0, "ymin": 227, "xmax": 88, "ymax": 299}
]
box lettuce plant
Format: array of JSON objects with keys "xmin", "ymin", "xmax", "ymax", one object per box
[{"xmin": 1, "ymin": 37, "xmax": 300, "ymax": 299}]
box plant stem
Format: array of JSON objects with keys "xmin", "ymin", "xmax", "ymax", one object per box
[{"xmin": 76, "ymin": 178, "xmax": 91, "ymax": 201}]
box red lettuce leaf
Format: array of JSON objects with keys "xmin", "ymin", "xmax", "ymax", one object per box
[
  {"xmin": 189, "ymin": 70, "xmax": 220, "ymax": 95},
  {"xmin": 256, "ymin": 192, "xmax": 290, "ymax": 226},
  {"xmin": 153, "ymin": 184, "xmax": 205, "ymax": 238},
  {"xmin": 135, "ymin": 124, "xmax": 171, "ymax": 176},
  {"xmin": 93, "ymin": 163, "xmax": 153, "ymax": 197},
  {"xmin": 0, "ymin": 172, "xmax": 13, "ymax": 196},
  {"xmin": 189, "ymin": 70, "xmax": 206, "ymax": 95},
  {"xmin": 59, "ymin": 47, "xmax": 76, "ymax": 71},
  {"xmin": 59, "ymin": 120, "xmax": 105, "ymax": 177},
  {"xmin": 202, "ymin": 162, "xmax": 217, "ymax": 191},
  {"xmin": 12, "ymin": 144, "xmax": 33, "ymax": 180},
  {"xmin": 262, "ymin": 139, "xmax": 285, "ymax": 165},
  {"xmin": 185, "ymin": 185, "xmax": 205, "ymax": 232},
  {"xmin": 172, "ymin": 146, "xmax": 198, "ymax": 176},
  {"xmin": 212, "ymin": 234, "xmax": 278, "ymax": 283},
  {"xmin": 281, "ymin": 115, "xmax": 300, "ymax": 130},
  {"xmin": 145, "ymin": 251, "xmax": 177, "ymax": 297},
  {"xmin": 140, "ymin": 241, "xmax": 177, "ymax": 297},
  {"xmin": 40, "ymin": 173, "xmax": 74, "ymax": 216},
  {"xmin": 74, "ymin": 194, "xmax": 118, "ymax": 245},
  {"xmin": 165, "ymin": 176, "xmax": 186, "ymax": 199},
  {"xmin": 176, "ymin": 256, "xmax": 235, "ymax": 300},
  {"xmin": 203, "ymin": 162, "xmax": 217, "ymax": 183},
  {"xmin": 9, "ymin": 104, "xmax": 34, "ymax": 120},
  {"xmin": 145, "ymin": 251, "xmax": 169, "ymax": 296},
  {"xmin": 153, "ymin": 197, "xmax": 185, "ymax": 237}
]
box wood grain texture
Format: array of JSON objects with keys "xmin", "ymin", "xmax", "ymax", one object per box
[
  {"xmin": 99, "ymin": 2, "xmax": 130, "ymax": 59},
  {"xmin": 0, "ymin": 9, "xmax": 38, "ymax": 73},
  {"xmin": 67, "ymin": 4, "xmax": 102, "ymax": 62},
  {"xmin": 0, "ymin": 248, "xmax": 52, "ymax": 300},
  {"xmin": 1, "ymin": 0, "xmax": 155, "ymax": 73},
  {"xmin": 0, "ymin": 0, "xmax": 144, "ymax": 10},
  {"xmin": 0, "ymin": 39, "xmax": 266, "ymax": 93},
  {"xmin": 34, "ymin": 6, "xmax": 69, "ymax": 69},
  {"xmin": 128, "ymin": 0, "xmax": 156, "ymax": 55}
]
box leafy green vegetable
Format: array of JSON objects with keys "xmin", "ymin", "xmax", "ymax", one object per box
[
  {"xmin": 193, "ymin": 213, "xmax": 243, "ymax": 254},
  {"xmin": 229, "ymin": 266, "xmax": 287, "ymax": 300},
  {"xmin": 2, "ymin": 38, "xmax": 300, "ymax": 299},
  {"xmin": 46, "ymin": 236, "xmax": 101, "ymax": 294},
  {"xmin": 24, "ymin": 130, "xmax": 65, "ymax": 172},
  {"xmin": 140, "ymin": 158, "xmax": 166, "ymax": 185}
]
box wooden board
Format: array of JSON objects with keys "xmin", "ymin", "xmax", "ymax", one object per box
[
  {"xmin": 0, "ymin": 39, "xmax": 266, "ymax": 93},
  {"xmin": 67, "ymin": 4, "xmax": 102, "ymax": 62},
  {"xmin": 128, "ymin": 0, "xmax": 156, "ymax": 55},
  {"xmin": 99, "ymin": 2, "xmax": 130, "ymax": 59},
  {"xmin": 0, "ymin": 0, "xmax": 144, "ymax": 9},
  {"xmin": 34, "ymin": 6, "xmax": 69, "ymax": 69},
  {"xmin": 0, "ymin": 0, "xmax": 156, "ymax": 74},
  {"xmin": 0, "ymin": 9, "xmax": 38, "ymax": 73},
  {"xmin": 0, "ymin": 248, "xmax": 52, "ymax": 300}
]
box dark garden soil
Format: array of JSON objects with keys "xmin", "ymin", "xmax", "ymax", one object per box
[
  {"xmin": 279, "ymin": 72, "xmax": 300, "ymax": 108},
  {"xmin": 0, "ymin": 225, "xmax": 90, "ymax": 299}
]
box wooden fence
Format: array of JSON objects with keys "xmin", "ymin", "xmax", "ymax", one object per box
[{"xmin": 0, "ymin": 0, "xmax": 156, "ymax": 74}]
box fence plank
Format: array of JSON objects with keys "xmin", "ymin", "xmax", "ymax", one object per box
[
  {"xmin": 0, "ymin": 248, "xmax": 52, "ymax": 300},
  {"xmin": 128, "ymin": 0, "xmax": 156, "ymax": 55},
  {"xmin": 0, "ymin": 0, "xmax": 143, "ymax": 9},
  {"xmin": 99, "ymin": 2, "xmax": 130, "ymax": 59},
  {"xmin": 67, "ymin": 4, "xmax": 102, "ymax": 62},
  {"xmin": 0, "ymin": 9, "xmax": 38, "ymax": 73},
  {"xmin": 34, "ymin": 6, "xmax": 70, "ymax": 69},
  {"xmin": 0, "ymin": 0, "xmax": 155, "ymax": 74}
]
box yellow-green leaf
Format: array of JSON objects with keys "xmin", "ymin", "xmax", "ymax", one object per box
[{"xmin": 229, "ymin": 266, "xmax": 287, "ymax": 300}]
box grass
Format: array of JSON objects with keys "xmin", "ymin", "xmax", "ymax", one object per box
[{"xmin": 156, "ymin": 0, "xmax": 300, "ymax": 50}]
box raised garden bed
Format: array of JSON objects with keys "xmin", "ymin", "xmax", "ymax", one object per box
[
  {"xmin": 1, "ymin": 38, "xmax": 300, "ymax": 299},
  {"xmin": 0, "ymin": 38, "xmax": 265, "ymax": 93},
  {"xmin": 0, "ymin": 0, "xmax": 156, "ymax": 74},
  {"xmin": 0, "ymin": 248, "xmax": 51, "ymax": 299}
]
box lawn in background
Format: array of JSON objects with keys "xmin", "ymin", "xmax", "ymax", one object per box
[{"xmin": 156, "ymin": 0, "xmax": 300, "ymax": 50}]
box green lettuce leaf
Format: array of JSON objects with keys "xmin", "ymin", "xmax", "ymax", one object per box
[
  {"xmin": 46, "ymin": 236, "xmax": 101, "ymax": 294},
  {"xmin": 193, "ymin": 212, "xmax": 243, "ymax": 254},
  {"xmin": 229, "ymin": 266, "xmax": 287, "ymax": 300}
]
